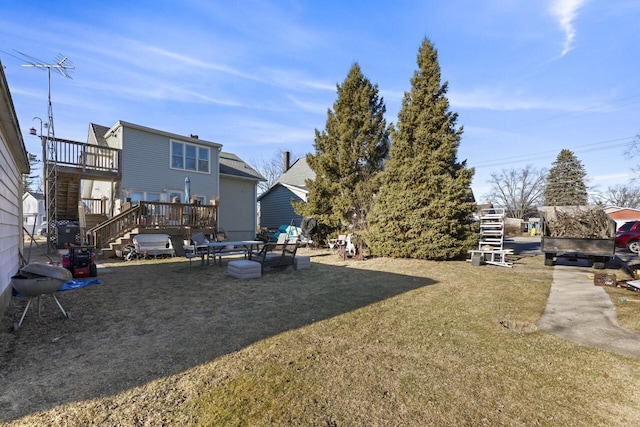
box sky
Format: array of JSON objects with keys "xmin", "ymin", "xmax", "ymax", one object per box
[{"xmin": 1, "ymin": 0, "xmax": 639, "ymax": 202}]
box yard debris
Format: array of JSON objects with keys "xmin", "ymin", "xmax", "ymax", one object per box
[{"xmin": 545, "ymin": 207, "xmax": 614, "ymax": 239}]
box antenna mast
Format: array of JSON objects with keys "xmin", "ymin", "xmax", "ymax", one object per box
[{"xmin": 20, "ymin": 52, "xmax": 74, "ymax": 253}]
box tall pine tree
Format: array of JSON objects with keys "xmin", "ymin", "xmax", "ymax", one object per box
[
  {"xmin": 294, "ymin": 63, "xmax": 389, "ymax": 236},
  {"xmin": 544, "ymin": 149, "xmax": 588, "ymax": 206},
  {"xmin": 366, "ymin": 38, "xmax": 476, "ymax": 260}
]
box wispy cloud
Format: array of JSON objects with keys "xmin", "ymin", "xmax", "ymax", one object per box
[
  {"xmin": 448, "ymin": 87, "xmax": 587, "ymax": 112},
  {"xmin": 549, "ymin": 0, "xmax": 587, "ymax": 56}
]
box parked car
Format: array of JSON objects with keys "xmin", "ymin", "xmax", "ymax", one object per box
[
  {"xmin": 37, "ymin": 221, "xmax": 50, "ymax": 237},
  {"xmin": 615, "ymin": 220, "xmax": 640, "ymax": 253}
]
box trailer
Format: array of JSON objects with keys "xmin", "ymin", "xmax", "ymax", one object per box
[{"xmin": 539, "ymin": 206, "xmax": 616, "ymax": 269}]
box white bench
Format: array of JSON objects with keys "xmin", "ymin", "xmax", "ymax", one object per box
[{"xmin": 132, "ymin": 234, "xmax": 176, "ymax": 258}]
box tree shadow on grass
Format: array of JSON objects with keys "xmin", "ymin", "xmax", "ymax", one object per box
[{"xmin": 0, "ymin": 252, "xmax": 435, "ymax": 422}]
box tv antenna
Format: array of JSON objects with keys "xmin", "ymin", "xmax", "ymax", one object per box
[{"xmin": 11, "ymin": 50, "xmax": 75, "ymax": 253}]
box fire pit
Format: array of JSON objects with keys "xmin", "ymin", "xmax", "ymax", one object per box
[{"xmin": 10, "ymin": 262, "xmax": 73, "ymax": 331}]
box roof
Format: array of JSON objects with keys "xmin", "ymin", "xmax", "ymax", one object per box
[
  {"xmin": 89, "ymin": 123, "xmax": 110, "ymax": 145},
  {"xmin": 107, "ymin": 120, "xmax": 223, "ymax": 149},
  {"xmin": 606, "ymin": 208, "xmax": 640, "ymax": 221},
  {"xmin": 24, "ymin": 191, "xmax": 44, "ymax": 200},
  {"xmin": 0, "ymin": 60, "xmax": 29, "ymax": 173},
  {"xmin": 258, "ymin": 157, "xmax": 315, "ymax": 201},
  {"xmin": 277, "ymin": 157, "xmax": 315, "ymax": 189},
  {"xmin": 219, "ymin": 152, "xmax": 265, "ymax": 181}
]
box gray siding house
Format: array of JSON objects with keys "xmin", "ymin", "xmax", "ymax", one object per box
[
  {"xmin": 0, "ymin": 62, "xmax": 31, "ymax": 314},
  {"xmin": 83, "ymin": 121, "xmax": 264, "ymax": 240},
  {"xmin": 258, "ymin": 157, "xmax": 315, "ymax": 230}
]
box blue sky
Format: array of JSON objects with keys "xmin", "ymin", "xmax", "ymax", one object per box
[{"xmin": 1, "ymin": 0, "xmax": 639, "ymax": 201}]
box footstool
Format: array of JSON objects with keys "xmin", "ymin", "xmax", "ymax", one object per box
[
  {"xmin": 228, "ymin": 260, "xmax": 261, "ymax": 279},
  {"xmin": 294, "ymin": 256, "xmax": 310, "ymax": 270}
]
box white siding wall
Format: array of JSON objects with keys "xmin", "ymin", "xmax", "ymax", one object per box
[
  {"xmin": 0, "ymin": 133, "xmax": 24, "ymax": 314},
  {"xmin": 22, "ymin": 193, "xmax": 45, "ymax": 232},
  {"xmin": 219, "ymin": 176, "xmax": 257, "ymax": 240}
]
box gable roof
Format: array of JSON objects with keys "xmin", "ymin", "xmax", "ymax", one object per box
[
  {"xmin": 23, "ymin": 191, "xmax": 44, "ymax": 201},
  {"xmin": 277, "ymin": 157, "xmax": 315, "ymax": 189},
  {"xmin": 220, "ymin": 152, "xmax": 265, "ymax": 181},
  {"xmin": 258, "ymin": 157, "xmax": 315, "ymax": 201},
  {"xmin": 88, "ymin": 123, "xmax": 110, "ymax": 145}
]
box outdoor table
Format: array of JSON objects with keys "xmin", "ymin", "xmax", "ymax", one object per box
[{"xmin": 206, "ymin": 240, "xmax": 264, "ymax": 266}]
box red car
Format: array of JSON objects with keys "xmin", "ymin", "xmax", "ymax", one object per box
[{"xmin": 615, "ymin": 220, "xmax": 640, "ymax": 253}]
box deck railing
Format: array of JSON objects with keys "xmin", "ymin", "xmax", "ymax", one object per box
[
  {"xmin": 89, "ymin": 201, "xmax": 218, "ymax": 249},
  {"xmin": 45, "ymin": 137, "xmax": 121, "ymax": 174}
]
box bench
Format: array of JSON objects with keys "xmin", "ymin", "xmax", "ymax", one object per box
[
  {"xmin": 251, "ymin": 241, "xmax": 298, "ymax": 273},
  {"xmin": 213, "ymin": 245, "xmax": 249, "ymax": 266},
  {"xmin": 132, "ymin": 234, "xmax": 176, "ymax": 258}
]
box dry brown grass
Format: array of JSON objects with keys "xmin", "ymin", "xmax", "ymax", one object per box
[{"xmin": 2, "ymin": 245, "xmax": 640, "ymax": 426}]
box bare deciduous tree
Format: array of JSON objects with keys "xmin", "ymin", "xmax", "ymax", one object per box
[
  {"xmin": 485, "ymin": 165, "xmax": 547, "ymax": 219},
  {"xmin": 594, "ymin": 184, "xmax": 640, "ymax": 209},
  {"xmin": 250, "ymin": 149, "xmax": 301, "ymax": 195}
]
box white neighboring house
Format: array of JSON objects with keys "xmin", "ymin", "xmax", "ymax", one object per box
[
  {"xmin": 0, "ymin": 61, "xmax": 31, "ymax": 314},
  {"xmin": 22, "ymin": 191, "xmax": 45, "ymax": 235}
]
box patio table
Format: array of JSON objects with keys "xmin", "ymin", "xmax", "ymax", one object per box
[{"xmin": 206, "ymin": 240, "xmax": 264, "ymax": 266}]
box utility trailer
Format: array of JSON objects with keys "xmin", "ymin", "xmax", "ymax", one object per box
[{"xmin": 539, "ymin": 206, "xmax": 616, "ymax": 270}]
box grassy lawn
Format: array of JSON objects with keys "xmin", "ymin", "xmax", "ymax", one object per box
[{"xmin": 3, "ymin": 249, "xmax": 640, "ymax": 425}]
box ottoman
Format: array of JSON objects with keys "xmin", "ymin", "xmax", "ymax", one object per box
[
  {"xmin": 228, "ymin": 260, "xmax": 261, "ymax": 279},
  {"xmin": 294, "ymin": 256, "xmax": 310, "ymax": 270}
]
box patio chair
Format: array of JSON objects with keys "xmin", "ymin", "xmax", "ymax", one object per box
[
  {"xmin": 329, "ymin": 234, "xmax": 347, "ymax": 254},
  {"xmin": 252, "ymin": 239, "xmax": 299, "ymax": 273},
  {"xmin": 184, "ymin": 231, "xmax": 210, "ymax": 265}
]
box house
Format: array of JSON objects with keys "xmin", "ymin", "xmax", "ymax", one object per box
[
  {"xmin": 604, "ymin": 206, "xmax": 640, "ymax": 230},
  {"xmin": 257, "ymin": 153, "xmax": 315, "ymax": 230},
  {"xmin": 80, "ymin": 121, "xmax": 264, "ymax": 242},
  {"xmin": 22, "ymin": 191, "xmax": 46, "ymax": 235},
  {"xmin": 0, "ymin": 61, "xmax": 31, "ymax": 314}
]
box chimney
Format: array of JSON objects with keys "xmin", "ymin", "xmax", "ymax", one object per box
[{"xmin": 284, "ymin": 151, "xmax": 291, "ymax": 172}]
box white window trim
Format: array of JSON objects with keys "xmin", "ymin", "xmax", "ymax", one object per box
[{"xmin": 170, "ymin": 139, "xmax": 211, "ymax": 174}]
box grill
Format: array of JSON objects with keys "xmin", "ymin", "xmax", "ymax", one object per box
[{"xmin": 10, "ymin": 262, "xmax": 73, "ymax": 332}]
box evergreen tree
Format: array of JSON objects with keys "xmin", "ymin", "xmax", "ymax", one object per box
[
  {"xmin": 544, "ymin": 149, "xmax": 588, "ymax": 206},
  {"xmin": 22, "ymin": 152, "xmax": 41, "ymax": 193},
  {"xmin": 294, "ymin": 63, "xmax": 390, "ymax": 236},
  {"xmin": 366, "ymin": 38, "xmax": 476, "ymax": 260}
]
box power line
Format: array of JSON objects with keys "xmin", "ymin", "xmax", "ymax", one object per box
[{"xmin": 472, "ymin": 136, "xmax": 636, "ymax": 169}]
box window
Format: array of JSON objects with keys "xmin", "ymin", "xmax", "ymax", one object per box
[
  {"xmin": 130, "ymin": 192, "xmax": 162, "ymax": 203},
  {"xmin": 171, "ymin": 140, "xmax": 210, "ymax": 173}
]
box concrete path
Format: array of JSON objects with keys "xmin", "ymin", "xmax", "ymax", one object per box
[{"xmin": 539, "ymin": 260, "xmax": 640, "ymax": 358}]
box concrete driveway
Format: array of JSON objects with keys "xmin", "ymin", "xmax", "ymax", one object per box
[{"xmin": 505, "ymin": 236, "xmax": 640, "ymax": 358}]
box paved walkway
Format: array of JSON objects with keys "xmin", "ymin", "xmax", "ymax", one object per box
[{"xmin": 539, "ymin": 260, "xmax": 640, "ymax": 358}]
